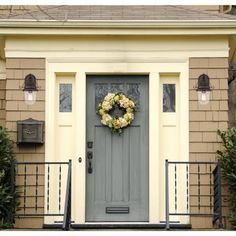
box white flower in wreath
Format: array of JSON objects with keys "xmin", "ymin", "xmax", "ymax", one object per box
[
  {"xmin": 101, "ymin": 114, "xmax": 113, "ymax": 125},
  {"xmin": 119, "ymin": 97, "xmax": 130, "ymax": 109},
  {"xmin": 104, "ymin": 93, "xmax": 115, "ymax": 102},
  {"xmin": 118, "ymin": 117, "xmax": 128, "ymax": 128},
  {"xmin": 102, "ymin": 101, "xmax": 112, "ymax": 111}
]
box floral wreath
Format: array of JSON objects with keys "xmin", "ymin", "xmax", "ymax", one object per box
[{"xmin": 97, "ymin": 92, "xmax": 136, "ymax": 134}]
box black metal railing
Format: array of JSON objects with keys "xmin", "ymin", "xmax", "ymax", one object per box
[
  {"xmin": 165, "ymin": 160, "xmax": 223, "ymax": 230},
  {"xmin": 213, "ymin": 161, "xmax": 223, "ymax": 228},
  {"xmin": 11, "ymin": 160, "xmax": 72, "ymax": 229},
  {"xmin": 62, "ymin": 160, "xmax": 72, "ymax": 230}
]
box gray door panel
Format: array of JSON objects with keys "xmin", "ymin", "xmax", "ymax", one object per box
[{"xmin": 86, "ymin": 75, "xmax": 149, "ymax": 222}]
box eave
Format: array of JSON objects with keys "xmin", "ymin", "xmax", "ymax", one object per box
[{"xmin": 0, "ymin": 20, "xmax": 236, "ymax": 35}]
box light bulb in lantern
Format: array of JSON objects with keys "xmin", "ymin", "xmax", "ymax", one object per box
[
  {"xmin": 24, "ymin": 91, "xmax": 37, "ymax": 105},
  {"xmin": 197, "ymin": 91, "xmax": 210, "ymax": 105}
]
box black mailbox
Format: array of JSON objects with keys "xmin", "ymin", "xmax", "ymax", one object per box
[{"xmin": 17, "ymin": 118, "xmax": 44, "ymax": 144}]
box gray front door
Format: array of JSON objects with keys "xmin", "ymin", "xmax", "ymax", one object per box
[{"xmin": 86, "ymin": 75, "xmax": 149, "ymax": 222}]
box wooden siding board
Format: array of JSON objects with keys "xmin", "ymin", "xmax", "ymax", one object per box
[
  {"xmin": 189, "ymin": 57, "xmax": 229, "ymax": 229},
  {"xmin": 5, "ymin": 58, "xmax": 45, "ymax": 229}
]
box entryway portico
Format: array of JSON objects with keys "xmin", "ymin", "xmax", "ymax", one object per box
[{"xmin": 1, "ymin": 5, "xmax": 233, "ymax": 230}]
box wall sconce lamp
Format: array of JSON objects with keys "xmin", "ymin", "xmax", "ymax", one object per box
[
  {"xmin": 196, "ymin": 74, "xmax": 211, "ymax": 105},
  {"xmin": 23, "ymin": 74, "xmax": 38, "ymax": 105}
]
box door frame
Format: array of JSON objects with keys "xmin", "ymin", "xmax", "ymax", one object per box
[{"xmin": 45, "ymin": 59, "xmax": 189, "ymax": 224}]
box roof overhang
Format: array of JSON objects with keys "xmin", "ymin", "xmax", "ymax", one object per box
[{"xmin": 1, "ymin": 20, "xmax": 236, "ymax": 35}]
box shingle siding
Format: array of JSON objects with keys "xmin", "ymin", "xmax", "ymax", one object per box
[
  {"xmin": 189, "ymin": 57, "xmax": 228, "ymax": 160},
  {"xmin": 189, "ymin": 57, "xmax": 229, "ymax": 229},
  {"xmin": 5, "ymin": 58, "xmax": 45, "ymax": 229},
  {"xmin": 189, "ymin": 58, "xmax": 228, "ymax": 163}
]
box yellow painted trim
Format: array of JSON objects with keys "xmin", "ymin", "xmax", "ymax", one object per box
[
  {"xmin": 1, "ymin": 22, "xmax": 236, "ymax": 35},
  {"xmin": 44, "ymin": 61, "xmax": 55, "ymax": 224},
  {"xmin": 5, "ymin": 35, "xmax": 229, "ymax": 59},
  {"xmin": 149, "ymin": 72, "xmax": 160, "ymax": 222},
  {"xmin": 74, "ymin": 72, "xmax": 86, "ymax": 224},
  {"xmin": 0, "ymin": 28, "xmax": 235, "ymax": 36},
  {"xmin": 46, "ymin": 61, "xmax": 189, "ymax": 224},
  {"xmin": 6, "ymin": 51, "xmax": 229, "ymax": 58},
  {"xmin": 1, "ymin": 20, "xmax": 236, "ymax": 28}
]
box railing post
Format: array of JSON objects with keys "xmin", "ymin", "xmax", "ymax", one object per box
[
  {"xmin": 69, "ymin": 159, "xmax": 72, "ymax": 228},
  {"xmin": 217, "ymin": 160, "xmax": 223, "ymax": 229},
  {"xmin": 8, "ymin": 160, "xmax": 16, "ymax": 227},
  {"xmin": 212, "ymin": 160, "xmax": 223, "ymax": 229},
  {"xmin": 165, "ymin": 159, "xmax": 170, "ymax": 230},
  {"xmin": 62, "ymin": 159, "xmax": 72, "ymax": 231}
]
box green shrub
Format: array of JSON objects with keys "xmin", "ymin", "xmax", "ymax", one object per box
[
  {"xmin": 0, "ymin": 127, "xmax": 19, "ymax": 228},
  {"xmin": 217, "ymin": 127, "xmax": 236, "ymax": 227}
]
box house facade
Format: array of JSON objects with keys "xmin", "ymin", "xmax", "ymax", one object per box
[{"xmin": 0, "ymin": 5, "xmax": 236, "ymax": 230}]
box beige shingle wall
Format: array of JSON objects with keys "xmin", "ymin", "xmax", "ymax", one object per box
[
  {"xmin": 189, "ymin": 57, "xmax": 229, "ymax": 229},
  {"xmin": 189, "ymin": 57, "xmax": 228, "ymax": 162},
  {"xmin": 5, "ymin": 58, "xmax": 45, "ymax": 228}
]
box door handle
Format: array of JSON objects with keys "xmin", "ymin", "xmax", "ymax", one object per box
[
  {"xmin": 87, "ymin": 151, "xmax": 93, "ymax": 173},
  {"xmin": 88, "ymin": 161, "xmax": 93, "ymax": 174}
]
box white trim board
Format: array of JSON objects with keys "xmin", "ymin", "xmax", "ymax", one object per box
[{"xmin": 5, "ymin": 35, "xmax": 229, "ymax": 59}]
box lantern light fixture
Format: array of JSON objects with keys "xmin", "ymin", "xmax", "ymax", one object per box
[
  {"xmin": 196, "ymin": 74, "xmax": 211, "ymax": 105},
  {"xmin": 23, "ymin": 74, "xmax": 38, "ymax": 105}
]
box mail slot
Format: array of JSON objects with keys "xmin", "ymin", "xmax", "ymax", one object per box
[
  {"xmin": 106, "ymin": 207, "xmax": 129, "ymax": 214},
  {"xmin": 17, "ymin": 118, "xmax": 44, "ymax": 144}
]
